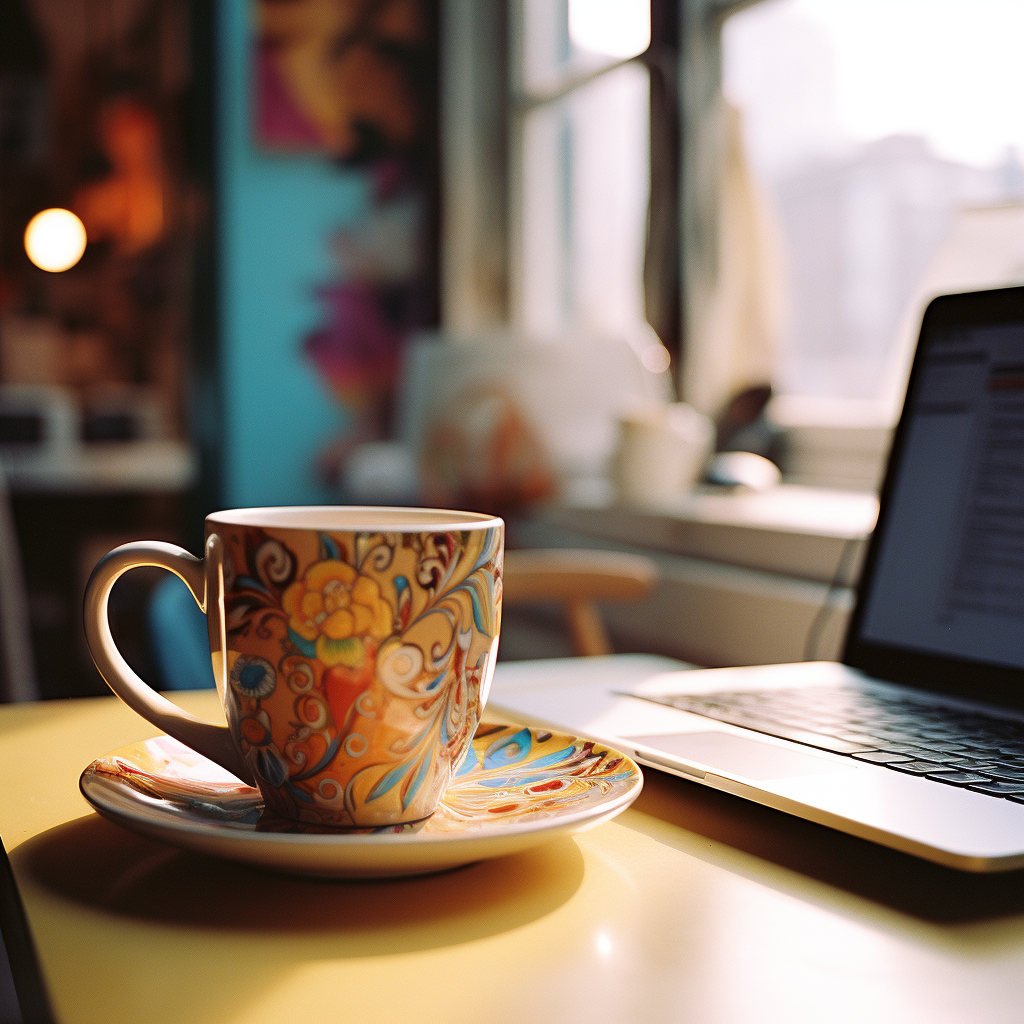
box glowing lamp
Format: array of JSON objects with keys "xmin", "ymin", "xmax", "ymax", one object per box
[{"xmin": 24, "ymin": 208, "xmax": 87, "ymax": 272}]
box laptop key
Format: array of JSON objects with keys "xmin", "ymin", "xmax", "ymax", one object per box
[
  {"xmin": 852, "ymin": 751, "xmax": 912, "ymax": 764},
  {"xmin": 901, "ymin": 751, "xmax": 975, "ymax": 765},
  {"xmin": 967, "ymin": 781, "xmax": 1024, "ymax": 796},
  {"xmin": 886, "ymin": 760, "xmax": 953, "ymax": 775},
  {"xmin": 878, "ymin": 744, "xmax": 936, "ymax": 758},
  {"xmin": 728, "ymin": 723, "xmax": 872, "ymax": 755},
  {"xmin": 926, "ymin": 771, "xmax": 992, "ymax": 786},
  {"xmin": 980, "ymin": 767, "xmax": 1024, "ymax": 783},
  {"xmin": 835, "ymin": 732, "xmax": 888, "ymax": 745}
]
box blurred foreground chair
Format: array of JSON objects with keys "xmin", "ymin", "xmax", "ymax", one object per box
[
  {"xmin": 0, "ymin": 465, "xmax": 37, "ymax": 701},
  {"xmin": 502, "ymin": 549, "xmax": 658, "ymax": 658}
]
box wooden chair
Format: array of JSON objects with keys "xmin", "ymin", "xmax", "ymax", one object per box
[{"xmin": 501, "ymin": 548, "xmax": 658, "ymax": 657}]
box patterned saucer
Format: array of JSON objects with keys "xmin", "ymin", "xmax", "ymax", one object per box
[{"xmin": 80, "ymin": 722, "xmax": 642, "ymax": 877}]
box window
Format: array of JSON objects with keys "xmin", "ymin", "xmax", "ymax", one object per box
[
  {"xmin": 512, "ymin": 0, "xmax": 662, "ymax": 371},
  {"xmin": 441, "ymin": 0, "xmax": 675, "ymax": 379},
  {"xmin": 445, "ymin": 1, "xmax": 1024, "ymax": 495},
  {"xmin": 724, "ymin": 0, "xmax": 1024, "ymax": 414}
]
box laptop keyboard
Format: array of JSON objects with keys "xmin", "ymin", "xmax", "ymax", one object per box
[{"xmin": 634, "ymin": 684, "xmax": 1024, "ymax": 800}]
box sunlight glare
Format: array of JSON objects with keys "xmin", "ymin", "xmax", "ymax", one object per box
[
  {"xmin": 569, "ymin": 0, "xmax": 651, "ymax": 60},
  {"xmin": 795, "ymin": 0, "xmax": 1024, "ymax": 166}
]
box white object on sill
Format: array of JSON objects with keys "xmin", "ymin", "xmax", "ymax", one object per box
[
  {"xmin": 396, "ymin": 330, "xmax": 668, "ymax": 500},
  {"xmin": 705, "ymin": 451, "xmax": 781, "ymax": 491}
]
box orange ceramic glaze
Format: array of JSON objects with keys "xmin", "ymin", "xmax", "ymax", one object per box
[{"xmin": 206, "ymin": 517, "xmax": 503, "ymax": 827}]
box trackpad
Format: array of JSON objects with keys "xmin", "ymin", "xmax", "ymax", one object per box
[{"xmin": 626, "ymin": 731, "xmax": 856, "ymax": 780}]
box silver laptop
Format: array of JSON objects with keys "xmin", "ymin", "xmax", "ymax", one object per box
[{"xmin": 492, "ymin": 286, "xmax": 1024, "ymax": 872}]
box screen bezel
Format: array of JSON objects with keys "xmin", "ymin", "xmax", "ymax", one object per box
[{"xmin": 842, "ymin": 285, "xmax": 1024, "ymax": 710}]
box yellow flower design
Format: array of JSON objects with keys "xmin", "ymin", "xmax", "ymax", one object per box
[{"xmin": 282, "ymin": 560, "xmax": 393, "ymax": 666}]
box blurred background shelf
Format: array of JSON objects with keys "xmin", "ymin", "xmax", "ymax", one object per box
[{"xmin": 1, "ymin": 439, "xmax": 198, "ymax": 494}]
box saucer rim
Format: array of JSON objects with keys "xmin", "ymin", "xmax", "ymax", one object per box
[{"xmin": 79, "ymin": 724, "xmax": 643, "ymax": 848}]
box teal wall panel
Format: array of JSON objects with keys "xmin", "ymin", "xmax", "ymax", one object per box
[{"xmin": 217, "ymin": 0, "xmax": 366, "ymax": 507}]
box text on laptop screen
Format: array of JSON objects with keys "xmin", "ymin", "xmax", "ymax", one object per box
[{"xmin": 859, "ymin": 321, "xmax": 1024, "ymax": 670}]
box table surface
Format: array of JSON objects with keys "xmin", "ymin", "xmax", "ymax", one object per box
[{"xmin": 6, "ymin": 669, "xmax": 1024, "ymax": 1024}]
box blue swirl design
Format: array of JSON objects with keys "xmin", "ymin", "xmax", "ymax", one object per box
[
  {"xmin": 289, "ymin": 735, "xmax": 341, "ymax": 783},
  {"xmin": 286, "ymin": 628, "xmax": 318, "ymax": 659},
  {"xmin": 319, "ymin": 533, "xmax": 341, "ymax": 560},
  {"xmin": 483, "ymin": 728, "xmax": 532, "ymax": 769},
  {"xmin": 234, "ymin": 575, "xmax": 270, "ymax": 595}
]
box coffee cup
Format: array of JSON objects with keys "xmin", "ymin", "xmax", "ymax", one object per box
[
  {"xmin": 612, "ymin": 402, "xmax": 714, "ymax": 505},
  {"xmin": 84, "ymin": 506, "xmax": 504, "ymax": 827}
]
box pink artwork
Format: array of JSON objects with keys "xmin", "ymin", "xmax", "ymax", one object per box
[{"xmin": 253, "ymin": 0, "xmax": 427, "ymax": 160}]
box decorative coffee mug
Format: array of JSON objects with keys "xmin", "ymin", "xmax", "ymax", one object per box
[{"xmin": 84, "ymin": 507, "xmax": 504, "ymax": 827}]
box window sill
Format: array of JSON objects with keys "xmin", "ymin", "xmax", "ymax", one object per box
[
  {"xmin": 510, "ymin": 484, "xmax": 879, "ymax": 669},
  {"xmin": 520, "ymin": 484, "xmax": 878, "ymax": 583}
]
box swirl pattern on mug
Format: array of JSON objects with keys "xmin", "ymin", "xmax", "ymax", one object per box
[
  {"xmin": 82, "ymin": 723, "xmax": 641, "ymax": 837},
  {"xmin": 216, "ymin": 525, "xmax": 503, "ymax": 826}
]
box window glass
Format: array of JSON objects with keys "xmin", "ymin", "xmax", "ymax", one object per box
[
  {"xmin": 724, "ymin": 0, "xmax": 1024, "ymax": 404},
  {"xmin": 518, "ymin": 62, "xmax": 650, "ymax": 341},
  {"xmin": 514, "ymin": 0, "xmax": 655, "ymax": 371},
  {"xmin": 520, "ymin": 0, "xmax": 650, "ymax": 97}
]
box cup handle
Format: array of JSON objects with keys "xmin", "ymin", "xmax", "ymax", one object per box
[{"xmin": 83, "ymin": 540, "xmax": 255, "ymax": 785}]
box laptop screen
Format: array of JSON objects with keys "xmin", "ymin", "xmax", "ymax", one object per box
[{"xmin": 849, "ymin": 288, "xmax": 1024, "ymax": 686}]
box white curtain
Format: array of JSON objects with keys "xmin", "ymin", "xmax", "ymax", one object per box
[{"xmin": 683, "ymin": 99, "xmax": 787, "ymax": 418}]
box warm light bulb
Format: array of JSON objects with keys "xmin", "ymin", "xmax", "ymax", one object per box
[
  {"xmin": 24, "ymin": 208, "xmax": 87, "ymax": 272},
  {"xmin": 569, "ymin": 0, "xmax": 651, "ymax": 60}
]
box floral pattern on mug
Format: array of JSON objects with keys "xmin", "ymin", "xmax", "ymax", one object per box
[
  {"xmin": 215, "ymin": 525, "xmax": 502, "ymax": 827},
  {"xmin": 282, "ymin": 560, "xmax": 392, "ymax": 666}
]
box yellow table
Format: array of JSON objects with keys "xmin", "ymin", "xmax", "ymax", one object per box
[{"xmin": 5, "ymin": 687, "xmax": 1024, "ymax": 1024}]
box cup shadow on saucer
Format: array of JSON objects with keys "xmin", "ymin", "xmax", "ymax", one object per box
[{"xmin": 13, "ymin": 813, "xmax": 586, "ymax": 952}]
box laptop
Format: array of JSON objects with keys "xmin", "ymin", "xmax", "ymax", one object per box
[{"xmin": 491, "ymin": 285, "xmax": 1024, "ymax": 872}]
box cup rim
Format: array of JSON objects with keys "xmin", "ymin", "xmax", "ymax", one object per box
[{"xmin": 206, "ymin": 505, "xmax": 504, "ymax": 532}]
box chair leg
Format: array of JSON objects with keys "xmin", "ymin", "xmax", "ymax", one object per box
[{"xmin": 565, "ymin": 599, "xmax": 613, "ymax": 658}]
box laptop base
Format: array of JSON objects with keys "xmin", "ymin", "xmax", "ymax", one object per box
[{"xmin": 490, "ymin": 656, "xmax": 1024, "ymax": 872}]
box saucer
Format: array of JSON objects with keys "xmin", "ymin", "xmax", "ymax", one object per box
[{"xmin": 80, "ymin": 721, "xmax": 642, "ymax": 877}]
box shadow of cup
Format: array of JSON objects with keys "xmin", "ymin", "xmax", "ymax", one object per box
[{"xmin": 13, "ymin": 814, "xmax": 586, "ymax": 954}]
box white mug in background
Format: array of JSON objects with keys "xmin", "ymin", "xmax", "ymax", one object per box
[{"xmin": 612, "ymin": 403, "xmax": 714, "ymax": 505}]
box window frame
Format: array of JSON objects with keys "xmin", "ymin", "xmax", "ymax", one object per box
[
  {"xmin": 442, "ymin": 0, "xmax": 766, "ymax": 391},
  {"xmin": 439, "ymin": 0, "xmax": 892, "ymax": 495}
]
